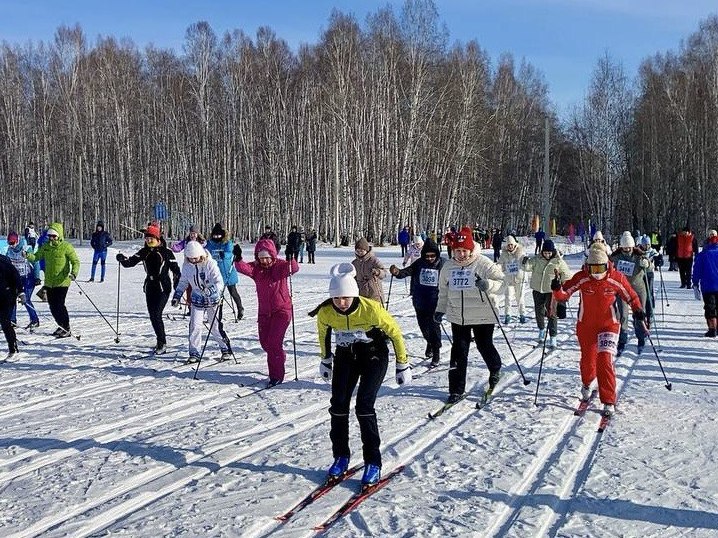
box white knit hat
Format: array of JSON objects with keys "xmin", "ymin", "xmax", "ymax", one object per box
[
  {"xmin": 593, "ymin": 231, "xmax": 604, "ymax": 241},
  {"xmin": 506, "ymin": 235, "xmax": 517, "ymax": 246},
  {"xmin": 709, "ymin": 230, "xmax": 718, "ymax": 238},
  {"xmin": 619, "ymin": 231, "xmax": 635, "ymax": 248},
  {"xmin": 184, "ymin": 240, "xmax": 205, "ymax": 259},
  {"xmin": 587, "ymin": 244, "xmax": 609, "ymax": 265},
  {"xmin": 328, "ymin": 263, "xmax": 359, "ymax": 298}
]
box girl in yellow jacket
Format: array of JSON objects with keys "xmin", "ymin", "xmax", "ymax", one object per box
[{"xmin": 311, "ymin": 263, "xmax": 409, "ymax": 488}]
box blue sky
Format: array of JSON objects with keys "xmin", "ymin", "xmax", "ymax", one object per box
[{"xmin": 2, "ymin": 0, "xmax": 716, "ymax": 115}]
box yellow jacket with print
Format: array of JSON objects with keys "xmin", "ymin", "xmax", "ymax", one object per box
[{"xmin": 315, "ymin": 296, "xmax": 408, "ymax": 365}]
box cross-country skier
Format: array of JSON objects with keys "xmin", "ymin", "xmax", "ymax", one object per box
[
  {"xmin": 206, "ymin": 223, "xmax": 244, "ymax": 321},
  {"xmin": 552, "ymin": 244, "xmax": 646, "ymax": 416},
  {"xmin": 497, "ymin": 235, "xmax": 526, "ymax": 324},
  {"xmin": 692, "ymin": 229, "xmax": 718, "ymax": 337},
  {"xmin": 0, "ymin": 252, "xmax": 23, "ymax": 359},
  {"xmin": 5, "ymin": 231, "xmax": 40, "ymax": 329},
  {"xmin": 311, "ymin": 263, "xmax": 410, "ymax": 487},
  {"xmin": 352, "ymin": 238, "xmax": 387, "ymax": 304}
]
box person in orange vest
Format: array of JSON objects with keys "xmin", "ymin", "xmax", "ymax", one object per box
[{"xmin": 676, "ymin": 227, "xmax": 699, "ymax": 288}]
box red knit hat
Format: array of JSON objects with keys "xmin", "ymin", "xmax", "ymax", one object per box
[
  {"xmin": 453, "ymin": 227, "xmax": 475, "ymax": 250},
  {"xmin": 145, "ymin": 225, "xmax": 161, "ymax": 239}
]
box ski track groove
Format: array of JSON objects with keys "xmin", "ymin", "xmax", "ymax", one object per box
[
  {"xmin": 481, "ymin": 338, "xmax": 641, "ymax": 537},
  {"xmin": 14, "ymin": 401, "xmax": 330, "ymax": 538}
]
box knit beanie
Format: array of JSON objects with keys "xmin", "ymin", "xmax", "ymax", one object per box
[
  {"xmin": 189, "ymin": 225, "xmax": 199, "ymax": 234},
  {"xmin": 506, "ymin": 236, "xmax": 517, "ymax": 246},
  {"xmin": 355, "ymin": 237, "xmax": 370, "ymax": 251},
  {"xmin": 453, "ymin": 227, "xmax": 475, "ymax": 250},
  {"xmin": 709, "ymin": 230, "xmax": 717, "ymax": 238},
  {"xmin": 587, "ymin": 244, "xmax": 609, "ymax": 265},
  {"xmin": 145, "ymin": 225, "xmax": 161, "ymax": 239},
  {"xmin": 542, "ymin": 239, "xmax": 556, "ymax": 253},
  {"xmin": 184, "ymin": 240, "xmax": 205, "ymax": 259},
  {"xmin": 593, "ymin": 231, "xmax": 604, "ymax": 241},
  {"xmin": 96, "ymin": 220, "xmax": 104, "ymax": 229},
  {"xmin": 211, "ymin": 222, "xmax": 225, "ymax": 238},
  {"xmin": 7, "ymin": 231, "xmax": 18, "ymax": 243},
  {"xmin": 619, "ymin": 231, "xmax": 635, "ymax": 248},
  {"xmin": 413, "ymin": 235, "xmax": 423, "ymax": 245},
  {"xmin": 328, "ymin": 263, "xmax": 360, "ymax": 298}
]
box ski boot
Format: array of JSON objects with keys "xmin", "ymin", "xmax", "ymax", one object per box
[
  {"xmin": 153, "ymin": 344, "xmax": 167, "ymax": 355},
  {"xmin": 488, "ymin": 369, "xmax": 501, "ymax": 390},
  {"xmin": 186, "ymin": 353, "xmax": 201, "ymax": 364},
  {"xmin": 25, "ymin": 320, "xmax": 39, "ymax": 330},
  {"xmin": 636, "ymin": 338, "xmax": 645, "ymax": 355},
  {"xmin": 504, "ymin": 315, "xmax": 511, "ymax": 325},
  {"xmin": 424, "ymin": 343, "xmax": 432, "ymax": 359},
  {"xmin": 580, "ymin": 385, "xmax": 592, "ymax": 401},
  {"xmin": 519, "ymin": 315, "xmax": 527, "ymax": 324},
  {"xmin": 548, "ymin": 336, "xmax": 557, "ymax": 349},
  {"xmin": 602, "ymin": 404, "xmax": 615, "ymax": 417},
  {"xmin": 537, "ymin": 329, "xmax": 546, "ymax": 343},
  {"xmin": 361, "ymin": 463, "xmax": 381, "ymax": 488},
  {"xmin": 327, "ymin": 456, "xmax": 350, "ymax": 480},
  {"xmin": 430, "ymin": 346, "xmax": 440, "ymax": 368},
  {"xmin": 219, "ymin": 350, "xmax": 233, "ymax": 362}
]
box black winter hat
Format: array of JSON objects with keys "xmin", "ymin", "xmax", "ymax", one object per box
[
  {"xmin": 421, "ymin": 238, "xmax": 440, "ymax": 258},
  {"xmin": 211, "ymin": 222, "xmax": 225, "ymax": 238},
  {"xmin": 96, "ymin": 220, "xmax": 104, "ymax": 228}
]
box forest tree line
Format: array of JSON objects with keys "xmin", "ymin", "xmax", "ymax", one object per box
[{"xmin": 0, "ymin": 0, "xmax": 716, "ymax": 243}]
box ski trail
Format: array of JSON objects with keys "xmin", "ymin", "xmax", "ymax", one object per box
[
  {"xmin": 12, "ymin": 401, "xmax": 329, "ymax": 538},
  {"xmin": 479, "ymin": 347, "xmax": 643, "ymax": 537}
]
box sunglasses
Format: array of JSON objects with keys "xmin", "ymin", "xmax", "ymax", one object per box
[
  {"xmin": 587, "ymin": 264, "xmax": 608, "ymax": 274},
  {"xmin": 48, "ymin": 234, "xmax": 59, "ymax": 239}
]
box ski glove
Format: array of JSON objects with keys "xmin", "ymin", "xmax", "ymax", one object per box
[
  {"xmin": 116, "ymin": 253, "xmax": 127, "ymax": 262},
  {"xmin": 232, "ymin": 244, "xmax": 242, "ymax": 262},
  {"xmin": 68, "ymin": 273, "xmax": 76, "ymax": 281},
  {"xmin": 639, "ymin": 258, "xmax": 650, "ymax": 269},
  {"xmin": 694, "ymin": 285, "xmax": 702, "ymax": 301},
  {"xmin": 389, "ymin": 264, "xmax": 400, "ymax": 276},
  {"xmin": 653, "ymin": 254, "xmax": 664, "ymax": 267},
  {"xmin": 319, "ymin": 354, "xmax": 334, "ymax": 381},
  {"xmin": 396, "ymin": 363, "xmax": 412, "ymax": 386},
  {"xmin": 433, "ymin": 311, "xmax": 444, "ymax": 323},
  {"xmin": 551, "ymin": 277, "xmax": 562, "ymax": 291},
  {"xmin": 633, "ymin": 309, "xmax": 646, "ymax": 321},
  {"xmin": 17, "ymin": 292, "xmax": 26, "ymax": 305},
  {"xmin": 171, "ymin": 295, "xmax": 181, "ymax": 308},
  {"xmin": 475, "ymin": 276, "xmax": 489, "ymax": 292}
]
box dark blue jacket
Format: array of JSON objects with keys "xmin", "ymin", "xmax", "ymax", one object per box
[
  {"xmin": 398, "ymin": 229, "xmax": 410, "ymax": 246},
  {"xmin": 693, "ymin": 240, "xmax": 718, "ymax": 292},
  {"xmin": 393, "ymin": 239, "xmax": 444, "ymax": 310},
  {"xmin": 90, "ymin": 230, "xmax": 113, "ymax": 252}
]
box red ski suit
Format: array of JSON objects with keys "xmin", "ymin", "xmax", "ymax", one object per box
[{"xmin": 553, "ymin": 266, "xmax": 642, "ymax": 405}]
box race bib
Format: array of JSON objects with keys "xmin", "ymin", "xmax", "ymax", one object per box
[
  {"xmin": 335, "ymin": 330, "xmax": 373, "ymax": 347},
  {"xmin": 616, "ymin": 260, "xmax": 635, "ymax": 276},
  {"xmin": 419, "ymin": 268, "xmax": 439, "ymax": 287},
  {"xmin": 505, "ymin": 260, "xmax": 519, "ymax": 275},
  {"xmin": 597, "ymin": 331, "xmax": 619, "ymax": 355},
  {"xmin": 449, "ymin": 268, "xmax": 473, "ymax": 290}
]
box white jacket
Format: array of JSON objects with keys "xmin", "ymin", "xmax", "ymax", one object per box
[
  {"xmin": 174, "ymin": 252, "xmax": 224, "ymax": 307},
  {"xmin": 498, "ymin": 243, "xmax": 525, "ymax": 285},
  {"xmin": 437, "ymin": 245, "xmax": 505, "ymax": 326}
]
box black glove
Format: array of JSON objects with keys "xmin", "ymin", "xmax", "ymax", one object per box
[
  {"xmin": 233, "ymin": 244, "xmax": 242, "ymax": 261},
  {"xmin": 68, "ymin": 273, "xmax": 76, "ymax": 281},
  {"xmin": 34, "ymin": 278, "xmax": 42, "ymax": 286},
  {"xmin": 116, "ymin": 253, "xmax": 127, "ymax": 262},
  {"xmin": 633, "ymin": 310, "xmax": 645, "ymax": 321},
  {"xmin": 433, "ymin": 311, "xmax": 444, "ymax": 323},
  {"xmin": 653, "ymin": 254, "xmax": 663, "ymax": 267},
  {"xmin": 173, "ymin": 275, "xmax": 180, "ymax": 290},
  {"xmin": 551, "ymin": 277, "xmax": 561, "ymax": 291},
  {"xmin": 475, "ymin": 276, "xmax": 489, "ymax": 292},
  {"xmin": 219, "ymin": 250, "xmax": 225, "ymax": 259}
]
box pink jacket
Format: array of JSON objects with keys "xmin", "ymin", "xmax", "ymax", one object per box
[{"xmin": 234, "ymin": 238, "xmax": 299, "ymax": 315}]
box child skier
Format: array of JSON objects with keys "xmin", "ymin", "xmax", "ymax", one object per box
[
  {"xmin": 497, "ymin": 235, "xmax": 526, "ymax": 324},
  {"xmin": 172, "ymin": 241, "xmax": 233, "ymax": 363}
]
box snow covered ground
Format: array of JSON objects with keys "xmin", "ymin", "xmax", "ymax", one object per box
[{"xmin": 1, "ymin": 237, "xmax": 717, "ymax": 537}]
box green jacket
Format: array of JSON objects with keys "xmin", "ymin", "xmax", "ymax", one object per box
[{"xmin": 26, "ymin": 222, "xmax": 80, "ymax": 288}]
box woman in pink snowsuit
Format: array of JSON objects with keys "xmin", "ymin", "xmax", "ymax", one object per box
[{"xmin": 234, "ymin": 238, "xmax": 299, "ymax": 385}]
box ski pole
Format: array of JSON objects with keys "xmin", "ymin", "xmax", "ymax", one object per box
[
  {"xmin": 72, "ymin": 279, "xmax": 120, "ymax": 337},
  {"xmin": 288, "ymin": 264, "xmax": 298, "ymax": 381},
  {"xmin": 482, "ymin": 288, "xmax": 530, "ymax": 385},
  {"xmin": 385, "ymin": 275, "xmax": 393, "ymax": 311},
  {"xmin": 115, "ymin": 261, "xmax": 121, "ymax": 343},
  {"xmin": 658, "ymin": 266, "xmax": 670, "ymax": 308},
  {"xmin": 643, "ymin": 322, "xmax": 672, "ymax": 390},
  {"xmin": 440, "ymin": 320, "xmax": 453, "ymax": 345},
  {"xmin": 533, "ymin": 304, "xmax": 551, "ymax": 406},
  {"xmin": 642, "ymin": 273, "xmax": 662, "ymax": 352},
  {"xmin": 193, "ymin": 284, "xmax": 228, "ymax": 378}
]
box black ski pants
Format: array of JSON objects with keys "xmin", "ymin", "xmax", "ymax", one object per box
[
  {"xmin": 677, "ymin": 257, "xmax": 693, "ymax": 287},
  {"xmin": 227, "ymin": 284, "xmax": 244, "ymax": 319},
  {"xmin": 449, "ymin": 323, "xmax": 501, "ymax": 395},
  {"xmin": 146, "ymin": 288, "xmax": 170, "ymax": 347},
  {"xmin": 307, "ymin": 250, "xmax": 315, "ymax": 264},
  {"xmin": 46, "ymin": 286, "xmax": 70, "ymax": 331},
  {"xmin": 329, "ymin": 340, "xmax": 389, "ymax": 467},
  {"xmin": 0, "ymin": 296, "xmax": 18, "ymax": 352},
  {"xmin": 416, "ymin": 306, "xmax": 441, "ymax": 351},
  {"xmin": 533, "ymin": 290, "xmax": 557, "ymax": 336}
]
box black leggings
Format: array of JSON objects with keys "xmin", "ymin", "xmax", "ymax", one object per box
[
  {"xmin": 47, "ymin": 286, "xmax": 70, "ymax": 331},
  {"xmin": 449, "ymin": 323, "xmax": 501, "ymax": 395}
]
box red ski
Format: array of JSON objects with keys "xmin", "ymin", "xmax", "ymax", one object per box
[
  {"xmin": 574, "ymin": 389, "xmax": 598, "ymax": 417},
  {"xmin": 597, "ymin": 413, "xmax": 612, "ymax": 433},
  {"xmin": 313, "ymin": 465, "xmax": 405, "ymax": 532}
]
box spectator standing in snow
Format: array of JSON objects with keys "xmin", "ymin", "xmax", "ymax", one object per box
[
  {"xmin": 676, "ymin": 227, "xmax": 698, "ymax": 288},
  {"xmin": 25, "ymin": 222, "xmax": 79, "ymax": 338},
  {"xmin": 206, "ymin": 223, "xmax": 244, "ymax": 321},
  {"xmin": 0, "ymin": 252, "xmax": 23, "ymax": 358},
  {"xmin": 522, "ymin": 239, "xmax": 572, "ymax": 348},
  {"xmin": 665, "ymin": 231, "xmax": 678, "ymax": 271},
  {"xmin": 398, "ymin": 226, "xmax": 411, "ymax": 257},
  {"xmin": 498, "ymin": 235, "xmax": 526, "ymax": 324},
  {"xmin": 5, "ymin": 231, "xmax": 40, "ymax": 330},
  {"xmin": 89, "ymin": 220, "xmax": 113, "ymax": 282},
  {"xmin": 260, "ymin": 225, "xmax": 281, "ymax": 253},
  {"xmin": 116, "ymin": 224, "xmax": 180, "ymax": 355},
  {"xmin": 305, "ymin": 228, "xmax": 318, "ymax": 264},
  {"xmin": 435, "ymin": 227, "xmax": 505, "ymax": 403},
  {"xmin": 551, "ymin": 244, "xmax": 645, "ymax": 417},
  {"xmin": 491, "ymin": 228, "xmax": 503, "ymax": 262},
  {"xmin": 172, "ymin": 241, "xmax": 233, "ymax": 363},
  {"xmin": 298, "ymin": 226, "xmax": 307, "ymax": 263},
  {"xmin": 234, "ymin": 238, "xmax": 299, "ymax": 386},
  {"xmin": 311, "ymin": 263, "xmax": 410, "ymax": 487},
  {"xmin": 534, "ymin": 228, "xmax": 546, "ymax": 255},
  {"xmin": 285, "ymin": 225, "xmax": 301, "ymax": 261},
  {"xmin": 352, "ymin": 238, "xmax": 387, "ymax": 305},
  {"xmin": 390, "ymin": 238, "xmax": 445, "ymax": 366},
  {"xmin": 692, "ymin": 229, "xmax": 718, "ymax": 337}
]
